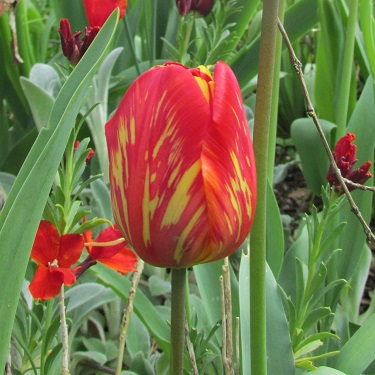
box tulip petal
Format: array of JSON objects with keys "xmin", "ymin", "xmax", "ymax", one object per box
[
  {"xmin": 106, "ymin": 64, "xmax": 212, "ymax": 267},
  {"xmin": 196, "ymin": 61, "xmax": 256, "ymax": 263},
  {"xmin": 84, "ymin": 0, "xmax": 127, "ymax": 27},
  {"xmin": 29, "ymin": 265, "xmax": 76, "ymax": 300}
]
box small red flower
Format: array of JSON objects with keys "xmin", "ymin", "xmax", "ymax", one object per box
[
  {"xmin": 83, "ymin": 226, "xmax": 137, "ymax": 274},
  {"xmin": 176, "ymin": 0, "xmax": 215, "ymax": 17},
  {"xmin": 29, "ymin": 221, "xmax": 84, "ymax": 300},
  {"xmin": 83, "ymin": 0, "xmax": 127, "ymax": 27},
  {"xmin": 327, "ymin": 132, "xmax": 372, "ymax": 193},
  {"xmin": 74, "ymin": 141, "xmax": 95, "ymax": 163},
  {"xmin": 58, "ymin": 18, "xmax": 100, "ymax": 66}
]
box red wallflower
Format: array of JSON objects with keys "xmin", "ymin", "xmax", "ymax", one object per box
[
  {"xmin": 58, "ymin": 18, "xmax": 100, "ymax": 66},
  {"xmin": 83, "ymin": 226, "xmax": 137, "ymax": 274},
  {"xmin": 29, "ymin": 221, "xmax": 84, "ymax": 300},
  {"xmin": 83, "ymin": 0, "xmax": 127, "ymax": 27},
  {"xmin": 327, "ymin": 132, "xmax": 372, "ymax": 193}
]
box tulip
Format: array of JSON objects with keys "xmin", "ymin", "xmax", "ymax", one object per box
[
  {"xmin": 105, "ymin": 61, "xmax": 256, "ymax": 268},
  {"xmin": 83, "ymin": 0, "xmax": 127, "ymax": 27},
  {"xmin": 176, "ymin": 0, "xmax": 215, "ymax": 17},
  {"xmin": 327, "ymin": 132, "xmax": 372, "ymax": 193}
]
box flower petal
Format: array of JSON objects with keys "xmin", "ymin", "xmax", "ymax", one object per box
[
  {"xmin": 58, "ymin": 234, "xmax": 84, "ymax": 268},
  {"xmin": 29, "ymin": 265, "xmax": 76, "ymax": 300},
  {"xmin": 197, "ymin": 61, "xmax": 256, "ymax": 263},
  {"xmin": 90, "ymin": 225, "xmax": 125, "ymax": 259},
  {"xmin": 106, "ymin": 64, "xmax": 212, "ymax": 267},
  {"xmin": 96, "ymin": 248, "xmax": 138, "ymax": 274},
  {"xmin": 84, "ymin": 0, "xmax": 127, "ymax": 27},
  {"xmin": 31, "ymin": 221, "xmax": 60, "ymax": 265}
]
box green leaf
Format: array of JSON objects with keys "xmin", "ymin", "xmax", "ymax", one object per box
[
  {"xmin": 0, "ymin": 11, "xmax": 119, "ymax": 370},
  {"xmin": 126, "ymin": 313, "xmax": 151, "ymax": 360},
  {"xmin": 291, "ymin": 118, "xmax": 336, "ymax": 195},
  {"xmin": 306, "ymin": 367, "xmax": 347, "ymax": 375},
  {"xmin": 266, "ymin": 181, "xmax": 284, "ymax": 278},
  {"xmin": 239, "ymin": 253, "xmax": 295, "ymax": 375},
  {"xmin": 91, "ymin": 263, "xmax": 171, "ymax": 357},
  {"xmin": 334, "ymin": 312, "xmax": 375, "ymax": 374},
  {"xmin": 148, "ymin": 274, "xmax": 171, "ymax": 297}
]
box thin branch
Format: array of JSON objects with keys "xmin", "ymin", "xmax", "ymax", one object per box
[
  {"xmin": 342, "ymin": 178, "xmax": 375, "ymax": 192},
  {"xmin": 115, "ymin": 258, "xmax": 144, "ymax": 375},
  {"xmin": 60, "ymin": 285, "xmax": 70, "ymax": 375},
  {"xmin": 277, "ymin": 19, "xmax": 375, "ymax": 244},
  {"xmin": 221, "ymin": 258, "xmax": 234, "ymax": 375},
  {"xmin": 185, "ymin": 319, "xmax": 198, "ymax": 375}
]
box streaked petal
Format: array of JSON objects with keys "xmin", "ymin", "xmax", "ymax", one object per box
[
  {"xmin": 106, "ymin": 64, "xmax": 212, "ymax": 267},
  {"xmin": 197, "ymin": 61, "xmax": 256, "ymax": 263},
  {"xmin": 31, "ymin": 221, "xmax": 60, "ymax": 265}
]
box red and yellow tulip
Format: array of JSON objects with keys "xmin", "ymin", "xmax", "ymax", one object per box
[
  {"xmin": 105, "ymin": 61, "xmax": 256, "ymax": 268},
  {"xmin": 83, "ymin": 0, "xmax": 127, "ymax": 27}
]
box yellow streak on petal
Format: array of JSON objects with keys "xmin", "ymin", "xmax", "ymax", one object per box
[
  {"xmin": 161, "ymin": 160, "xmax": 201, "ymax": 228},
  {"xmin": 224, "ymin": 212, "xmax": 233, "ymax": 236},
  {"xmin": 174, "ymin": 204, "xmax": 205, "ymax": 264},
  {"xmin": 167, "ymin": 160, "xmax": 183, "ymax": 187},
  {"xmin": 130, "ymin": 116, "xmax": 136, "ymax": 145},
  {"xmin": 142, "ymin": 165, "xmax": 151, "ymax": 247}
]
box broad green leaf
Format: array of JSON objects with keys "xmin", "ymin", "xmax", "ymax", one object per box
[
  {"xmin": 91, "ymin": 263, "xmax": 171, "ymax": 356},
  {"xmin": 239, "ymin": 253, "xmax": 295, "ymax": 375},
  {"xmin": 0, "ymin": 12, "xmax": 119, "ymax": 370},
  {"xmin": 306, "ymin": 367, "xmax": 347, "ymax": 375},
  {"xmin": 148, "ymin": 274, "xmax": 171, "ymax": 296},
  {"xmin": 334, "ymin": 312, "xmax": 375, "ymax": 375},
  {"xmin": 127, "ymin": 313, "xmax": 151, "ymax": 360},
  {"xmin": 266, "ymin": 181, "xmax": 284, "ymax": 278},
  {"xmin": 291, "ymin": 118, "xmax": 336, "ymax": 196}
]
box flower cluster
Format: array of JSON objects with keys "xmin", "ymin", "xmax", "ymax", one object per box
[
  {"xmin": 327, "ymin": 132, "xmax": 372, "ymax": 193},
  {"xmin": 29, "ymin": 220, "xmax": 137, "ymax": 300},
  {"xmin": 175, "ymin": 0, "xmax": 215, "ymax": 16}
]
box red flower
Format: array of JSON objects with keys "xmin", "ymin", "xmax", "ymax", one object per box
[
  {"xmin": 83, "ymin": 0, "xmax": 127, "ymax": 27},
  {"xmin": 327, "ymin": 132, "xmax": 372, "ymax": 193},
  {"xmin": 29, "ymin": 221, "xmax": 84, "ymax": 300},
  {"xmin": 176, "ymin": 0, "xmax": 215, "ymax": 17},
  {"xmin": 83, "ymin": 226, "xmax": 137, "ymax": 274},
  {"xmin": 58, "ymin": 18, "xmax": 100, "ymax": 66},
  {"xmin": 105, "ymin": 61, "xmax": 256, "ymax": 268}
]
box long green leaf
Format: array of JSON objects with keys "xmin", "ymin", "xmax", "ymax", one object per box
[
  {"xmin": 0, "ymin": 11, "xmax": 119, "ymax": 370},
  {"xmin": 334, "ymin": 312, "xmax": 375, "ymax": 374}
]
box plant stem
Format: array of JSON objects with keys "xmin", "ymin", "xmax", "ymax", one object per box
[
  {"xmin": 336, "ymin": 0, "xmax": 358, "ymax": 138},
  {"xmin": 249, "ymin": 1, "xmax": 279, "ymax": 374},
  {"xmin": 60, "ymin": 285, "xmax": 70, "ymax": 375},
  {"xmin": 170, "ymin": 267, "xmax": 187, "ymax": 375},
  {"xmin": 268, "ymin": 0, "xmax": 285, "ymax": 183},
  {"xmin": 115, "ymin": 259, "xmax": 144, "ymax": 375}
]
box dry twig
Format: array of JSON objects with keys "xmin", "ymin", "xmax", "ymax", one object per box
[{"xmin": 185, "ymin": 319, "xmax": 199, "ymax": 375}]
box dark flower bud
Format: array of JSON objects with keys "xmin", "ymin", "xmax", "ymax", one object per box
[{"xmin": 176, "ymin": 0, "xmax": 215, "ymax": 17}]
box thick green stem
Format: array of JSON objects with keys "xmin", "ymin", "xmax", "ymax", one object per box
[
  {"xmin": 268, "ymin": 0, "xmax": 285, "ymax": 183},
  {"xmin": 170, "ymin": 267, "xmax": 187, "ymax": 374},
  {"xmin": 336, "ymin": 0, "xmax": 358, "ymax": 138},
  {"xmin": 249, "ymin": 1, "xmax": 279, "ymax": 374}
]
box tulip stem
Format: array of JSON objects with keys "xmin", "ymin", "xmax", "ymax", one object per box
[
  {"xmin": 250, "ymin": 1, "xmax": 279, "ymax": 374},
  {"xmin": 170, "ymin": 267, "xmax": 187, "ymax": 374}
]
